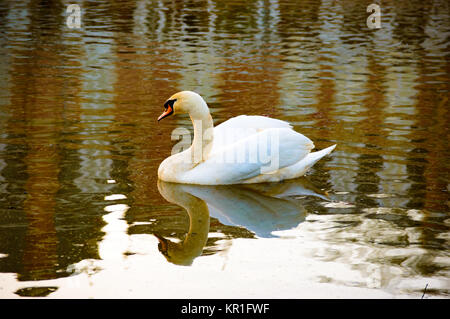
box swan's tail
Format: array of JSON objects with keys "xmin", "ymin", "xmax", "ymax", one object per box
[
  {"xmin": 289, "ymin": 144, "xmax": 336, "ymax": 179},
  {"xmin": 306, "ymin": 144, "xmax": 336, "ymax": 165},
  {"xmin": 240, "ymin": 144, "xmax": 336, "ymax": 183}
]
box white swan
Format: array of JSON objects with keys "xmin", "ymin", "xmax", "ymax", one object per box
[{"xmin": 158, "ymin": 91, "xmax": 336, "ymax": 185}]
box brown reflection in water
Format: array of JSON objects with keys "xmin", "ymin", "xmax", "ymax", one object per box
[
  {"xmin": 313, "ymin": 56, "xmax": 336, "ymax": 133},
  {"xmin": 13, "ymin": 0, "xmax": 65, "ymax": 281},
  {"xmin": 213, "ymin": 1, "xmax": 259, "ymax": 38},
  {"xmin": 391, "ymin": 0, "xmax": 430, "ymax": 214},
  {"xmin": 405, "ymin": 0, "xmax": 450, "ymax": 255},
  {"xmin": 111, "ymin": 3, "xmax": 181, "ymax": 222},
  {"xmin": 213, "ymin": 2, "xmax": 284, "ymax": 119},
  {"xmin": 350, "ymin": 15, "xmax": 391, "ymax": 205},
  {"xmin": 411, "ymin": 40, "xmax": 449, "ymax": 213},
  {"xmin": 300, "ymin": 2, "xmax": 339, "ymax": 190},
  {"xmin": 0, "ymin": 2, "xmax": 30, "ymax": 276},
  {"xmin": 21, "ymin": 130, "xmax": 60, "ymax": 281},
  {"xmin": 277, "ymin": 0, "xmax": 321, "ymax": 37},
  {"xmin": 353, "ymin": 54, "xmax": 386, "ymax": 205},
  {"xmin": 215, "ymin": 54, "xmax": 283, "ymax": 119}
]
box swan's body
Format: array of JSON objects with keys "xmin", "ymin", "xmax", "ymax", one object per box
[{"xmin": 157, "ymin": 91, "xmax": 336, "ymax": 185}]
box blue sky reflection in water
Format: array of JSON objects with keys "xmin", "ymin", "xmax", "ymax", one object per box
[{"xmin": 0, "ymin": 0, "xmax": 448, "ymax": 298}]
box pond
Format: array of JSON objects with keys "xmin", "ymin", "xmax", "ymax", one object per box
[{"xmin": 0, "ymin": 0, "xmax": 448, "ymax": 298}]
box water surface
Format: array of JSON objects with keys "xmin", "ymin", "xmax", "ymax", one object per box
[{"xmin": 0, "ymin": 0, "xmax": 449, "ymax": 298}]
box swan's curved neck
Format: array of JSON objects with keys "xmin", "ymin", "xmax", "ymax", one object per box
[{"xmin": 190, "ymin": 103, "xmax": 214, "ymax": 163}]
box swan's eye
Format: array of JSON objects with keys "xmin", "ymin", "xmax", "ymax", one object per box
[
  {"xmin": 158, "ymin": 99, "xmax": 177, "ymax": 121},
  {"xmin": 164, "ymin": 98, "xmax": 177, "ymax": 110}
]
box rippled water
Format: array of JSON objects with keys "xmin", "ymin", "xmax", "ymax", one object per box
[{"xmin": 0, "ymin": 0, "xmax": 449, "ymax": 298}]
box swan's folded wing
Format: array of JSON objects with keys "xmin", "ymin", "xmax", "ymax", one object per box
[
  {"xmin": 212, "ymin": 115, "xmax": 293, "ymax": 153},
  {"xmin": 180, "ymin": 128, "xmax": 314, "ymax": 185}
]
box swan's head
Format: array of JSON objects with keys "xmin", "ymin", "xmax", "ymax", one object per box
[{"xmin": 158, "ymin": 91, "xmax": 208, "ymax": 121}]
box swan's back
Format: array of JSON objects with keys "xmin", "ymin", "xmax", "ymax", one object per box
[
  {"xmin": 211, "ymin": 115, "xmax": 313, "ymax": 155},
  {"xmin": 215, "ymin": 115, "xmax": 292, "ymax": 131}
]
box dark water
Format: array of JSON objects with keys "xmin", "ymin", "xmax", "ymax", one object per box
[{"xmin": 0, "ymin": 0, "xmax": 449, "ymax": 298}]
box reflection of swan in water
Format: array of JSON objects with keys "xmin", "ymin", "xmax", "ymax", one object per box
[
  {"xmin": 155, "ymin": 178, "xmax": 328, "ymax": 266},
  {"xmin": 156, "ymin": 181, "xmax": 210, "ymax": 266}
]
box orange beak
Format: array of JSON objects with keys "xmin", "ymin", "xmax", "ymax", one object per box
[{"xmin": 157, "ymin": 104, "xmax": 173, "ymax": 121}]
